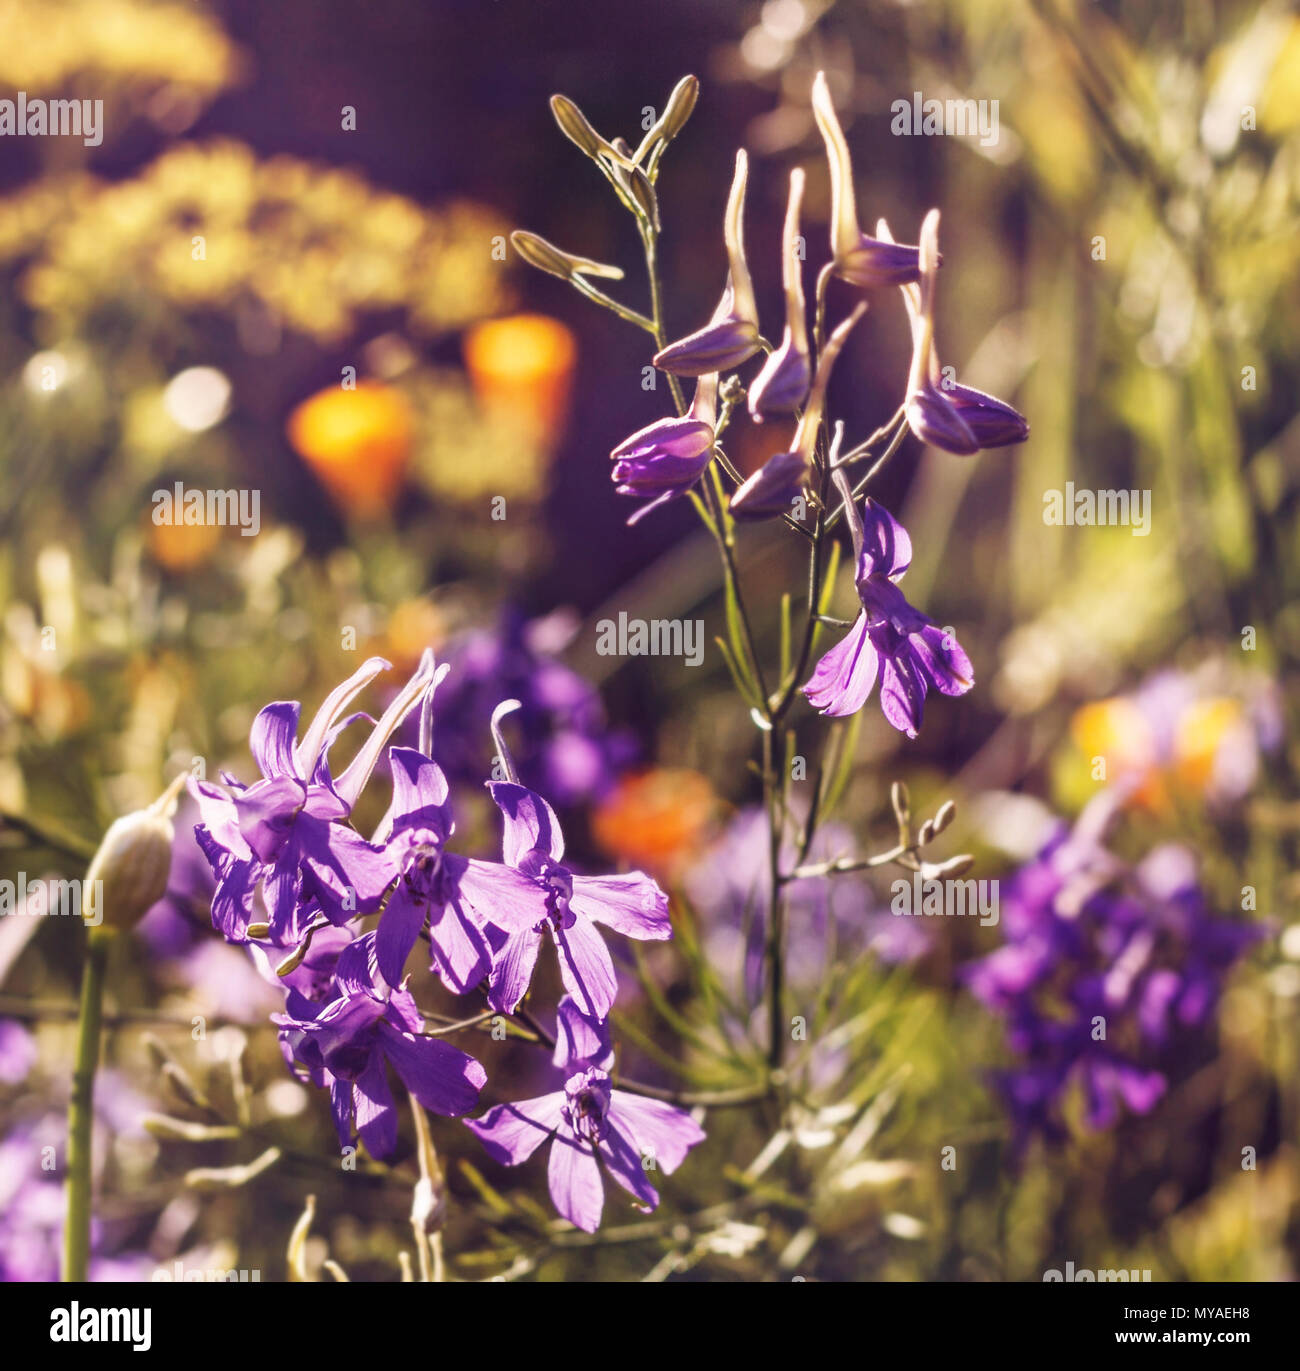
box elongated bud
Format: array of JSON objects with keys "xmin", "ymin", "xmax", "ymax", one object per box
[
  {"xmin": 550, "ymin": 94, "xmax": 617, "ymax": 161},
  {"xmin": 635, "ymin": 74, "xmax": 700, "ymax": 163},
  {"xmin": 660, "ymin": 74, "xmax": 699, "ymax": 143},
  {"xmin": 511, "ymin": 230, "xmax": 624, "ymax": 283},
  {"xmin": 82, "ymin": 774, "xmax": 185, "ymax": 930},
  {"xmin": 932, "ymin": 799, "xmax": 956, "ymax": 834},
  {"xmin": 891, "ymin": 780, "xmax": 911, "ymax": 829}
]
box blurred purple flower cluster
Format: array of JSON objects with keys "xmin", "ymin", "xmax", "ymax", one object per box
[
  {"xmin": 428, "ymin": 610, "xmax": 636, "ymax": 806},
  {"xmin": 963, "ymin": 796, "xmax": 1264, "ymax": 1152}
]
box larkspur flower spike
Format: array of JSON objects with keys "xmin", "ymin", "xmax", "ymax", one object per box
[
  {"xmin": 894, "ymin": 210, "xmax": 1029, "ymax": 455},
  {"xmin": 653, "ymin": 150, "xmax": 761, "ymax": 376},
  {"xmin": 811, "ymin": 71, "xmax": 923, "ymax": 290},
  {"xmin": 748, "ymin": 168, "xmax": 812, "ymax": 420}
]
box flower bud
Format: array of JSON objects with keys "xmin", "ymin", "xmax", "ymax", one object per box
[
  {"xmin": 510, "ymin": 230, "xmax": 624, "ymax": 283},
  {"xmin": 730, "ymin": 452, "xmax": 808, "ymax": 521},
  {"xmin": 550, "ymin": 94, "xmax": 615, "ymax": 161},
  {"xmin": 82, "ymin": 776, "xmax": 184, "ymax": 930},
  {"xmin": 635, "ymin": 75, "xmax": 700, "ymax": 163}
]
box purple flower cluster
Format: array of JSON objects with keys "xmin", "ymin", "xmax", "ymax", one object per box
[
  {"xmin": 963, "ymin": 796, "xmax": 1264, "ymax": 1152},
  {"xmin": 192, "ymin": 655, "xmax": 703, "ymax": 1230}
]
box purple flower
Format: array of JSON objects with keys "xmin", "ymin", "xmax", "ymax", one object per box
[
  {"xmin": 483, "ymin": 780, "xmax": 672, "ymax": 1019},
  {"xmin": 812, "ymin": 72, "xmax": 922, "ymax": 289},
  {"xmin": 191, "ymin": 657, "xmax": 433, "ymax": 943},
  {"xmin": 748, "ymin": 169, "xmax": 811, "ymax": 420},
  {"xmin": 803, "ymin": 496, "xmax": 972, "ymax": 736},
  {"xmin": 275, "ymin": 931, "xmax": 486, "ymax": 1157},
  {"xmin": 653, "ymin": 152, "xmax": 761, "ymax": 376},
  {"xmin": 372, "ymin": 745, "xmax": 548, "ymax": 994},
  {"xmin": 895, "ymin": 210, "xmax": 1028, "ymax": 455},
  {"xmin": 611, "ymin": 373, "xmax": 717, "ymax": 524},
  {"xmin": 464, "ymin": 999, "xmax": 704, "ymax": 1232}
]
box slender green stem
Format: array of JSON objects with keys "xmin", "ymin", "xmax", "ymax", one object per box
[{"xmin": 63, "ymin": 925, "xmax": 114, "ymax": 1282}]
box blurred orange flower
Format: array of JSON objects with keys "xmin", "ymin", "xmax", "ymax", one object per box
[
  {"xmin": 286, "ymin": 380, "xmax": 413, "ymax": 517},
  {"xmin": 591, "ymin": 767, "xmax": 720, "ymax": 876}
]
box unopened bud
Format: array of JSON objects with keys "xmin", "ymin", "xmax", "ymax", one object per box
[
  {"xmin": 891, "ymin": 781, "xmax": 911, "ymax": 829},
  {"xmin": 932, "ymin": 799, "xmax": 956, "ymax": 835},
  {"xmin": 82, "ymin": 775, "xmax": 184, "ymax": 929},
  {"xmin": 659, "ymin": 74, "xmax": 699, "ymax": 144},
  {"xmin": 510, "ymin": 230, "xmax": 624, "ymax": 283},
  {"xmin": 550, "ymin": 94, "xmax": 609, "ymax": 160},
  {"xmin": 918, "ymin": 819, "xmax": 935, "ymax": 847}
]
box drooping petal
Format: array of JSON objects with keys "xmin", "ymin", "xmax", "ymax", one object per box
[
  {"xmin": 377, "ymin": 1021, "xmax": 486, "ymax": 1117},
  {"xmin": 547, "ymin": 1123, "xmax": 606, "ymax": 1232},
  {"xmin": 608, "ymin": 1093, "xmax": 707, "ymax": 1172},
  {"xmin": 427, "ymin": 891, "xmax": 493, "ymax": 995},
  {"xmin": 354, "ymin": 1053, "xmax": 398, "ymax": 1157},
  {"xmin": 911, "ymin": 623, "xmax": 974, "ymax": 698},
  {"xmin": 878, "ymin": 646, "xmax": 929, "ymax": 739},
  {"xmin": 375, "ymin": 882, "xmax": 426, "ymax": 988},
  {"xmin": 552, "ymin": 915, "xmax": 619, "ymax": 1020},
  {"xmin": 298, "ymin": 819, "xmax": 395, "ymax": 917},
  {"xmin": 484, "ymin": 926, "xmax": 543, "ymax": 1014},
  {"xmin": 464, "ymin": 1094, "xmax": 564, "ymax": 1165},
  {"xmin": 235, "ymin": 776, "xmax": 306, "ymax": 863},
  {"xmin": 329, "ymin": 1075, "xmax": 353, "ymax": 1148},
  {"xmin": 802, "ymin": 612, "xmax": 879, "ymax": 717},
  {"xmin": 598, "ymin": 1124, "xmax": 660, "ymax": 1212},
  {"xmin": 568, "ymin": 873, "xmax": 672, "ymax": 940}
]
